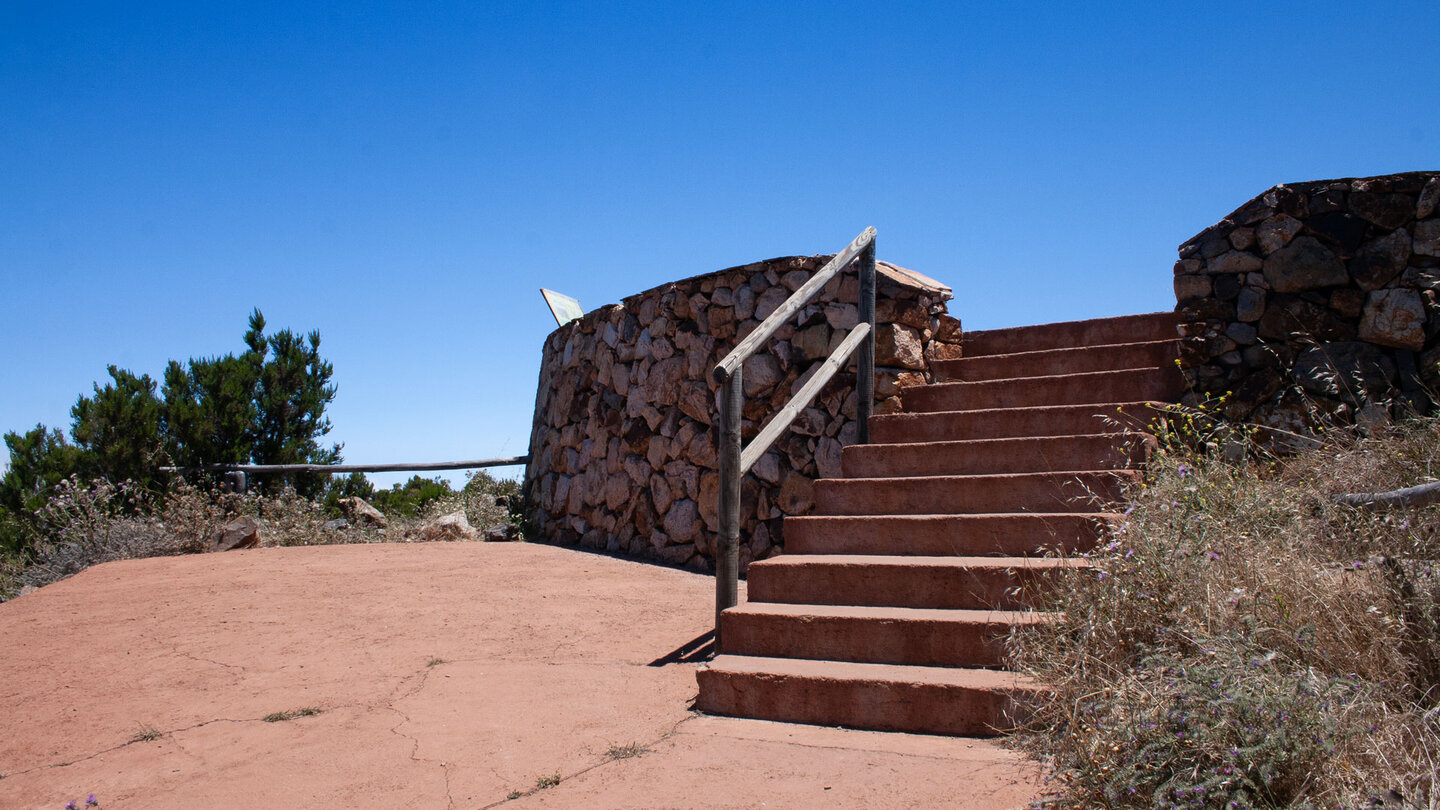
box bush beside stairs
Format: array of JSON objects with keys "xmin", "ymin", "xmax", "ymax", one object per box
[{"xmin": 696, "ymin": 311, "xmax": 1185, "ymax": 736}]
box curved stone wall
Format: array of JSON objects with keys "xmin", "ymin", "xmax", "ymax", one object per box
[
  {"xmin": 523, "ymin": 254, "xmax": 961, "ymax": 571},
  {"xmin": 1174, "ymin": 171, "xmax": 1440, "ymax": 431}
]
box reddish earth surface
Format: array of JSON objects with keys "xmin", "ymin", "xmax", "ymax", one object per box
[{"xmin": 0, "ymin": 542, "xmax": 1044, "ymax": 809}]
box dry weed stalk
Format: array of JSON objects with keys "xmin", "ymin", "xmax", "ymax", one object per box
[{"xmin": 1011, "ymin": 405, "xmax": 1440, "ymax": 808}]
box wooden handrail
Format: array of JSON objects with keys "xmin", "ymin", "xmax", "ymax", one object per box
[
  {"xmin": 712, "ymin": 228, "xmax": 877, "ymax": 653},
  {"xmin": 713, "ymin": 226, "xmax": 876, "ymax": 383},
  {"xmin": 738, "ymin": 323, "xmax": 870, "ymax": 475}
]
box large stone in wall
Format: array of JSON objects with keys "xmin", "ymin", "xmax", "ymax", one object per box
[
  {"xmin": 1359, "ymin": 288, "xmax": 1426, "ymax": 351},
  {"xmin": 1262, "ymin": 236, "xmax": 1347, "ymax": 292}
]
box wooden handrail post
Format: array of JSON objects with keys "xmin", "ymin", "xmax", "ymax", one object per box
[
  {"xmin": 857, "ymin": 237, "xmax": 876, "ymax": 443},
  {"xmin": 715, "ymin": 367, "xmax": 743, "ymax": 652}
]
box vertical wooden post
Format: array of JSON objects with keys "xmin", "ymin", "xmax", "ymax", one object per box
[
  {"xmin": 715, "ymin": 368, "xmax": 743, "ymax": 653},
  {"xmin": 857, "ymin": 238, "xmax": 876, "ymax": 444}
]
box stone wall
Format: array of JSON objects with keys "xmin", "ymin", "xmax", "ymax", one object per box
[
  {"xmin": 1174, "ymin": 171, "xmax": 1440, "ymax": 431},
  {"xmin": 523, "ymin": 255, "xmax": 961, "ymax": 571}
]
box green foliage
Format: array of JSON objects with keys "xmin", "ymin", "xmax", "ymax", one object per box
[
  {"xmin": 370, "ymin": 475, "xmax": 455, "ymax": 517},
  {"xmin": 0, "ymin": 425, "xmax": 85, "ymax": 555},
  {"xmin": 321, "ymin": 472, "xmax": 376, "ymax": 515},
  {"xmin": 0, "ymin": 309, "xmax": 342, "ymax": 557},
  {"xmin": 70, "ymin": 366, "xmax": 165, "ymax": 491}
]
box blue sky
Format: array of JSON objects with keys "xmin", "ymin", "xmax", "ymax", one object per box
[{"xmin": 3, "ymin": 1, "xmax": 1437, "ymax": 485}]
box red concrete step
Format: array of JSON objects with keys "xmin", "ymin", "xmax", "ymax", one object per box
[
  {"xmin": 813, "ymin": 470, "xmax": 1136, "ymax": 516},
  {"xmin": 696, "ymin": 655, "xmax": 1041, "ymax": 736},
  {"xmin": 720, "ymin": 603, "xmax": 1052, "ymax": 668},
  {"xmin": 784, "ymin": 513, "xmax": 1116, "ymax": 556},
  {"xmin": 903, "ymin": 367, "xmax": 1186, "ymax": 413},
  {"xmin": 869, "ymin": 402, "xmax": 1167, "ymax": 444},
  {"xmin": 963, "ymin": 311, "xmax": 1181, "ymax": 357},
  {"xmin": 842, "ymin": 433, "xmax": 1154, "ymax": 478},
  {"xmin": 746, "ymin": 554, "xmax": 1084, "ymax": 610},
  {"xmin": 934, "ymin": 339, "xmax": 1179, "ymax": 383}
]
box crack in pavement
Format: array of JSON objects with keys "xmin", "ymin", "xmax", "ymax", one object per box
[
  {"xmin": 2, "ymin": 716, "xmax": 251, "ymax": 779},
  {"xmin": 382, "ymin": 663, "xmax": 455, "ymax": 810},
  {"xmin": 479, "ymin": 712, "xmax": 702, "ymax": 809}
]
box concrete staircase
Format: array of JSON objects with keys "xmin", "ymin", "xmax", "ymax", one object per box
[{"xmin": 696, "ymin": 311, "xmax": 1183, "ymax": 736}]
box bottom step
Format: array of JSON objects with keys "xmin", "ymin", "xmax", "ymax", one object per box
[{"xmin": 696, "ymin": 655, "xmax": 1043, "ymax": 737}]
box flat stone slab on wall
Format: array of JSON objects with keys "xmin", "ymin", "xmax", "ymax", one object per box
[
  {"xmin": 524, "ymin": 254, "xmax": 961, "ymax": 571},
  {"xmin": 1174, "ymin": 171, "xmax": 1440, "ymax": 431}
]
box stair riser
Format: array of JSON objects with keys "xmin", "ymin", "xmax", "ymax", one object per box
[
  {"xmin": 935, "ymin": 340, "xmax": 1178, "ymax": 382},
  {"xmin": 783, "ymin": 514, "xmax": 1113, "ymax": 556},
  {"xmin": 869, "ymin": 403, "xmax": 1166, "ymax": 443},
  {"xmin": 721, "ymin": 612, "xmax": 1010, "ymax": 668},
  {"xmin": 695, "ymin": 668, "xmax": 1031, "ymax": 736},
  {"xmin": 814, "ymin": 472, "xmax": 1135, "ymax": 516},
  {"xmin": 748, "ymin": 562, "xmax": 1058, "ymax": 610},
  {"xmin": 843, "ymin": 435, "xmax": 1152, "ymax": 478},
  {"xmin": 904, "ymin": 368, "xmax": 1185, "ymax": 413},
  {"xmin": 964, "ymin": 312, "xmax": 1181, "ymax": 356}
]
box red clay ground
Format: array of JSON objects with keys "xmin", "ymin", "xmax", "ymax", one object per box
[{"xmin": 0, "ymin": 542, "xmax": 1043, "ymax": 809}]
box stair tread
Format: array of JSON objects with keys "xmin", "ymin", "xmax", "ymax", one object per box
[
  {"xmin": 727, "ymin": 602, "xmax": 1057, "ymax": 625},
  {"xmin": 949, "ymin": 337, "xmax": 1178, "ymax": 362},
  {"xmin": 921, "ymin": 365, "xmax": 1176, "ymax": 390},
  {"xmin": 703, "ymin": 654, "xmax": 1044, "ymax": 691},
  {"xmin": 753, "ymin": 554, "xmax": 1085, "ymax": 570},
  {"xmin": 962, "ymin": 311, "xmax": 1181, "ymax": 357},
  {"xmin": 818, "ymin": 469, "xmax": 1138, "ymax": 484}
]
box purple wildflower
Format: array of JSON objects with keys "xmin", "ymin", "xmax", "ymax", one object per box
[{"xmin": 87, "ymin": 796, "xmax": 98, "ymax": 808}]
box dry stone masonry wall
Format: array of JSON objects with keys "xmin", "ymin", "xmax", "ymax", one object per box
[
  {"xmin": 1174, "ymin": 171, "xmax": 1440, "ymax": 431},
  {"xmin": 524, "ymin": 255, "xmax": 961, "ymax": 571}
]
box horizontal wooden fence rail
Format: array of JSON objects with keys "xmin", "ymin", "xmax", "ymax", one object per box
[
  {"xmin": 160, "ymin": 457, "xmax": 529, "ymax": 475},
  {"xmin": 160, "ymin": 457, "xmax": 530, "ymax": 493}
]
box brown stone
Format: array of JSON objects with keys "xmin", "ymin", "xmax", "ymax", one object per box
[
  {"xmin": 777, "ymin": 471, "xmax": 814, "ymax": 514},
  {"xmin": 1349, "ymin": 229, "xmax": 1412, "ymax": 290},
  {"xmin": 1415, "ymin": 219, "xmax": 1440, "ymax": 258},
  {"xmin": 1257, "ymin": 296, "xmax": 1356, "ymax": 341},
  {"xmin": 604, "ymin": 473, "xmax": 630, "ymax": 511},
  {"xmin": 662, "ymin": 499, "xmax": 700, "ymax": 543},
  {"xmin": 1257, "ymin": 215, "xmax": 1304, "ymax": 255},
  {"xmin": 211, "ymin": 516, "xmax": 260, "ymax": 552},
  {"xmin": 875, "ymin": 324, "xmax": 925, "ymax": 370},
  {"xmin": 1294, "ymin": 342, "xmax": 1397, "ymax": 402},
  {"xmin": 419, "ymin": 512, "xmax": 478, "ymax": 542},
  {"xmin": 814, "ymin": 436, "xmax": 843, "ymax": 479},
  {"xmin": 1350, "ymin": 192, "xmax": 1414, "ymax": 229},
  {"xmin": 1174, "ymin": 274, "xmax": 1213, "ymax": 301},
  {"xmin": 338, "ymin": 497, "xmax": 387, "ymax": 528},
  {"xmin": 1329, "ymin": 288, "xmax": 1366, "ymax": 319},
  {"xmin": 1206, "ymin": 250, "xmax": 1262, "ymax": 275},
  {"xmin": 1359, "ymin": 289, "xmax": 1426, "ymax": 350},
  {"xmin": 1418, "ymin": 178, "xmax": 1440, "ymax": 219},
  {"xmin": 1263, "ymin": 236, "xmax": 1347, "ymax": 292},
  {"xmin": 676, "ymin": 381, "xmax": 712, "ymax": 424},
  {"xmin": 793, "ymin": 324, "xmax": 832, "ymax": 361},
  {"xmin": 1228, "ymin": 227, "xmax": 1256, "ymax": 250},
  {"xmin": 742, "ymin": 354, "xmax": 783, "ymax": 397}
]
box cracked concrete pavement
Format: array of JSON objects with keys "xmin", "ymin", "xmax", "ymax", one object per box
[{"xmin": 0, "ymin": 542, "xmax": 1043, "ymax": 808}]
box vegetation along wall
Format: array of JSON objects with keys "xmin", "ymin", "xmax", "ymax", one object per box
[
  {"xmin": 523, "ymin": 254, "xmax": 961, "ymax": 571},
  {"xmin": 1174, "ymin": 171, "xmax": 1440, "ymax": 432}
]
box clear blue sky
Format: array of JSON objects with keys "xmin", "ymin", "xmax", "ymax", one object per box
[{"xmin": 3, "ymin": 1, "xmax": 1437, "ymax": 486}]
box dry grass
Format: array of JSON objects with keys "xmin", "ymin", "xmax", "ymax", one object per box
[
  {"xmin": 4, "ymin": 473, "xmax": 521, "ymax": 597},
  {"xmin": 1009, "ymin": 408, "xmax": 1440, "ymax": 808}
]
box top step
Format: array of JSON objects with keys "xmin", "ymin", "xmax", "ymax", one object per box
[{"xmin": 963, "ymin": 312, "xmax": 1182, "ymax": 358}]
